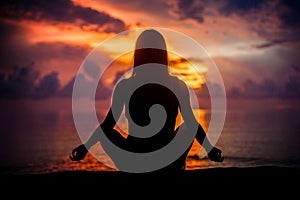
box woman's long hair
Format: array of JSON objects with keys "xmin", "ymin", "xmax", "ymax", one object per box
[{"xmin": 132, "ymin": 29, "xmax": 169, "ymax": 77}]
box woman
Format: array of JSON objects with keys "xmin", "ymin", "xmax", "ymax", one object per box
[{"xmin": 70, "ymin": 29, "xmax": 224, "ymax": 172}]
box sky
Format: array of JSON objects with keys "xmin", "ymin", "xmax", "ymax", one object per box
[{"xmin": 0, "ymin": 0, "xmax": 300, "ymax": 108}]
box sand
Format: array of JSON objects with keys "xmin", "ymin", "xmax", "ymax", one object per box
[{"xmin": 1, "ymin": 166, "xmax": 298, "ymax": 197}]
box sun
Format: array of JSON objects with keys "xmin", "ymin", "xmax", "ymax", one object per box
[{"xmin": 169, "ymin": 56, "xmax": 207, "ymax": 89}]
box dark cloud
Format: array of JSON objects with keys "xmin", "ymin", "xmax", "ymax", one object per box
[
  {"xmin": 58, "ymin": 76, "xmax": 74, "ymax": 98},
  {"xmin": 0, "ymin": 21, "xmax": 28, "ymax": 69},
  {"xmin": 277, "ymin": 0, "xmax": 300, "ymax": 29},
  {"xmin": 83, "ymin": 60, "xmax": 101, "ymax": 81},
  {"xmin": 59, "ymin": 74, "xmax": 112, "ymax": 100},
  {"xmin": 228, "ymin": 66, "xmax": 300, "ymax": 99},
  {"xmin": 0, "ymin": 20, "xmax": 90, "ymax": 73},
  {"xmin": 243, "ymin": 79, "xmax": 276, "ymax": 99},
  {"xmin": 60, "ymin": 74, "xmax": 94, "ymax": 99},
  {"xmin": 170, "ymin": 0, "xmax": 205, "ymax": 23},
  {"xmin": 35, "ymin": 72, "xmax": 60, "ymax": 98},
  {"xmin": 169, "ymin": 0, "xmax": 265, "ymax": 23},
  {"xmin": 113, "ymin": 70, "xmax": 128, "ymax": 85},
  {"xmin": 219, "ymin": 0, "xmax": 300, "ymax": 46},
  {"xmin": 0, "ymin": 0, "xmax": 126, "ymax": 33},
  {"xmin": 284, "ymin": 73, "xmax": 300, "ymax": 98},
  {"xmin": 0, "ymin": 63, "xmax": 114, "ymax": 100},
  {"xmin": 229, "ymin": 86, "xmax": 241, "ymax": 98},
  {"xmin": 0, "ymin": 17, "xmax": 25, "ymax": 39},
  {"xmin": 251, "ymin": 39, "xmax": 295, "ymax": 49},
  {"xmin": 0, "ymin": 63, "xmax": 39, "ymax": 99},
  {"xmin": 1, "ymin": 62, "xmax": 300, "ymax": 100},
  {"xmin": 219, "ymin": 0, "xmax": 264, "ymax": 16},
  {"xmin": 95, "ymin": 79, "xmax": 112, "ymax": 100},
  {"xmin": 168, "ymin": 0, "xmax": 300, "ymax": 47},
  {"xmin": 0, "ymin": 17, "xmax": 119, "ymax": 100},
  {"xmin": 217, "ymin": 0, "xmax": 300, "ymax": 31}
]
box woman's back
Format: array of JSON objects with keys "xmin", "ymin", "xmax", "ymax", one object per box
[{"xmin": 121, "ymin": 74, "xmax": 182, "ymax": 153}]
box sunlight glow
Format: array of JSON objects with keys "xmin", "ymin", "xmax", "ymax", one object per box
[
  {"xmin": 169, "ymin": 59, "xmax": 207, "ymax": 89},
  {"xmin": 93, "ymin": 30, "xmax": 208, "ymax": 89},
  {"xmin": 21, "ymin": 20, "xmax": 114, "ymax": 48}
]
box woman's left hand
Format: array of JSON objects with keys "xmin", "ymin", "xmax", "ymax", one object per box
[
  {"xmin": 208, "ymin": 147, "xmax": 224, "ymax": 162},
  {"xmin": 69, "ymin": 144, "xmax": 88, "ymax": 161}
]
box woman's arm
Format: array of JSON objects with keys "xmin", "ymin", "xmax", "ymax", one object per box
[
  {"xmin": 70, "ymin": 80, "xmax": 126, "ymax": 161},
  {"xmin": 86, "ymin": 79, "xmax": 126, "ymax": 148},
  {"xmin": 177, "ymin": 80, "xmax": 223, "ymax": 162},
  {"xmin": 84, "ymin": 108, "xmax": 118, "ymax": 149},
  {"xmin": 177, "ymin": 81, "xmax": 213, "ymax": 149}
]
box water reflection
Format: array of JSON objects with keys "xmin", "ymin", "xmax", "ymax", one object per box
[{"xmin": 1, "ymin": 98, "xmax": 299, "ymax": 174}]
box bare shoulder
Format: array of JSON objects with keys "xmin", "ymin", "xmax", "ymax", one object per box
[
  {"xmin": 111, "ymin": 78, "xmax": 132, "ymax": 101},
  {"xmin": 171, "ymin": 76, "xmax": 189, "ymax": 92}
]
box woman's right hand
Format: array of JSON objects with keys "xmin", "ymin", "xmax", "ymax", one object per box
[
  {"xmin": 69, "ymin": 144, "xmax": 88, "ymax": 161},
  {"xmin": 208, "ymin": 147, "xmax": 224, "ymax": 162}
]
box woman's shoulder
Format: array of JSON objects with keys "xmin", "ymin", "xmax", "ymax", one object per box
[{"xmin": 170, "ymin": 75, "xmax": 187, "ymax": 88}]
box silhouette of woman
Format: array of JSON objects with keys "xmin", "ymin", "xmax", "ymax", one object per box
[{"xmin": 70, "ymin": 29, "xmax": 224, "ymax": 172}]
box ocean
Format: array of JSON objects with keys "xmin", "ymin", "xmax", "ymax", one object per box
[{"xmin": 0, "ymin": 98, "xmax": 299, "ymax": 175}]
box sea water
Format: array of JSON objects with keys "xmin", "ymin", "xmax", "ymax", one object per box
[{"xmin": 0, "ymin": 98, "xmax": 299, "ymax": 175}]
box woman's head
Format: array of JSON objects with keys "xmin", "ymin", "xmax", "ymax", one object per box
[{"xmin": 133, "ymin": 29, "xmax": 168, "ymax": 75}]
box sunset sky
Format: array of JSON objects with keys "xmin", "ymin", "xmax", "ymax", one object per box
[{"xmin": 0, "ymin": 0, "xmax": 299, "ymax": 107}]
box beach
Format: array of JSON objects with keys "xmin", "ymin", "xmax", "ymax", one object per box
[
  {"xmin": 4, "ymin": 166, "xmax": 299, "ymax": 180},
  {"xmin": 2, "ymin": 166, "xmax": 299, "ymax": 197}
]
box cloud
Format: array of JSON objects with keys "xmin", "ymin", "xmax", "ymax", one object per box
[
  {"xmin": 242, "ymin": 79, "xmax": 276, "ymax": 99},
  {"xmin": 218, "ymin": 0, "xmax": 300, "ymax": 29},
  {"xmin": 0, "ymin": 64, "xmax": 39, "ymax": 99},
  {"xmin": 59, "ymin": 74, "xmax": 93, "ymax": 99},
  {"xmin": 283, "ymin": 66, "xmax": 300, "ymax": 98},
  {"xmin": 227, "ymin": 79, "xmax": 270, "ymax": 99},
  {"xmin": 58, "ymin": 76, "xmax": 75, "ymax": 98},
  {"xmin": 0, "ymin": 62, "xmax": 115, "ymax": 100},
  {"xmin": 277, "ymin": 0, "xmax": 300, "ymax": 29},
  {"xmin": 0, "ymin": 19, "xmax": 90, "ymax": 84},
  {"xmin": 113, "ymin": 70, "xmax": 129, "ymax": 85},
  {"xmin": 0, "ymin": 21, "xmax": 28, "ymax": 70},
  {"xmin": 219, "ymin": 0, "xmax": 264, "ymax": 16},
  {"xmin": 250, "ymin": 39, "xmax": 294, "ymax": 49},
  {"xmin": 0, "ymin": 16, "xmax": 127, "ymax": 100},
  {"xmin": 219, "ymin": 0, "xmax": 300, "ymax": 47},
  {"xmin": 167, "ymin": 0, "xmax": 300, "ymax": 50},
  {"xmin": 0, "ymin": 0, "xmax": 126, "ymax": 33},
  {"xmin": 35, "ymin": 72, "xmax": 60, "ymax": 98},
  {"xmin": 59, "ymin": 74, "xmax": 112, "ymax": 100},
  {"xmin": 169, "ymin": 0, "xmax": 265, "ymax": 24},
  {"xmin": 228, "ymin": 66, "xmax": 300, "ymax": 99},
  {"xmin": 0, "ymin": 18, "xmax": 25, "ymax": 39},
  {"xmin": 0, "ymin": 39, "xmax": 89, "ymax": 87},
  {"xmin": 1, "ymin": 62, "xmax": 300, "ymax": 100},
  {"xmin": 168, "ymin": 0, "xmax": 206, "ymax": 23}
]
